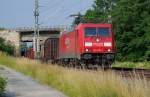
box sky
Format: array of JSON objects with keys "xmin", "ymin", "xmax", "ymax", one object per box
[{"xmin": 0, "ymin": 0, "xmax": 94, "ymax": 28}]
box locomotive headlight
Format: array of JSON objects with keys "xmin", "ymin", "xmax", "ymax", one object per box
[
  {"xmin": 96, "ymin": 38, "xmax": 100, "ymax": 42},
  {"xmin": 85, "ymin": 42, "xmax": 92, "ymax": 46},
  {"xmin": 104, "ymin": 42, "xmax": 112, "ymax": 47},
  {"xmin": 85, "ymin": 49, "xmax": 89, "ymax": 52},
  {"xmin": 108, "ymin": 49, "xmax": 111, "ymax": 52}
]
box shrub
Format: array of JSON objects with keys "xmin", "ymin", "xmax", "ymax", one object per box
[
  {"xmin": 0, "ymin": 37, "xmax": 14, "ymax": 55},
  {"xmin": 0, "ymin": 76, "xmax": 6, "ymax": 97}
]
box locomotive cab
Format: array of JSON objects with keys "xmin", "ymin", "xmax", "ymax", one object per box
[
  {"xmin": 80, "ymin": 23, "xmax": 115, "ymax": 67},
  {"xmin": 84, "ymin": 27, "xmax": 113, "ymax": 53}
]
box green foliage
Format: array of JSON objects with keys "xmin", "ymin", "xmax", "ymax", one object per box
[
  {"xmin": 112, "ymin": 0, "xmax": 150, "ymax": 61},
  {"xmin": 0, "ymin": 37, "xmax": 14, "ymax": 55},
  {"xmin": 0, "ymin": 76, "xmax": 6, "ymax": 97},
  {"xmin": 145, "ymin": 46, "xmax": 150, "ymax": 61},
  {"xmin": 85, "ymin": 0, "xmax": 150, "ymax": 61},
  {"xmin": 84, "ymin": 0, "xmax": 116, "ymax": 23}
]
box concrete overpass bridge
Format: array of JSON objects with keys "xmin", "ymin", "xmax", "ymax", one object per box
[
  {"xmin": 16, "ymin": 26, "xmax": 65, "ymax": 42},
  {"xmin": 15, "ymin": 26, "xmax": 68, "ymax": 57}
]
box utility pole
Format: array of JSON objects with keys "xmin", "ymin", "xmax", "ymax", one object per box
[{"xmin": 33, "ymin": 0, "xmax": 40, "ymax": 59}]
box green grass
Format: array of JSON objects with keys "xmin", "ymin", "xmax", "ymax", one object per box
[
  {"xmin": 113, "ymin": 61, "xmax": 150, "ymax": 69},
  {"xmin": 0, "ymin": 52, "xmax": 149, "ymax": 97}
]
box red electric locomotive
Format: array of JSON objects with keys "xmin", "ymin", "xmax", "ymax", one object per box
[{"xmin": 59, "ymin": 23, "xmax": 115, "ymax": 68}]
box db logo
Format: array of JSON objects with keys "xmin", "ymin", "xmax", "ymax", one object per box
[{"xmin": 65, "ymin": 38, "xmax": 70, "ymax": 46}]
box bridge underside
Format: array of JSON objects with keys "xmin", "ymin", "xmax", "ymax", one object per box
[
  {"xmin": 20, "ymin": 31, "xmax": 60, "ymax": 42},
  {"xmin": 18, "ymin": 29, "xmax": 61, "ymax": 58}
]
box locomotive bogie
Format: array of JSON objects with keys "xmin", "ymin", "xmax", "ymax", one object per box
[{"xmin": 81, "ymin": 53, "xmax": 115, "ymax": 67}]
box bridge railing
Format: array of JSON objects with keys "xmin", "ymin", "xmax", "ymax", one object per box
[{"xmin": 15, "ymin": 25, "xmax": 73, "ymax": 32}]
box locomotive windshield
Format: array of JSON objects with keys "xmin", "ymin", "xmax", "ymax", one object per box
[
  {"xmin": 84, "ymin": 27, "xmax": 110, "ymax": 37},
  {"xmin": 98, "ymin": 28, "xmax": 110, "ymax": 37},
  {"xmin": 85, "ymin": 27, "xmax": 96, "ymax": 36}
]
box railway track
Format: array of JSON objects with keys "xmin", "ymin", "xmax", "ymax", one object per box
[
  {"xmin": 111, "ymin": 67, "xmax": 150, "ymax": 80},
  {"xmin": 55, "ymin": 63, "xmax": 150, "ymax": 80},
  {"xmin": 72, "ymin": 66, "xmax": 150, "ymax": 80},
  {"xmin": 63, "ymin": 64, "xmax": 150, "ymax": 80}
]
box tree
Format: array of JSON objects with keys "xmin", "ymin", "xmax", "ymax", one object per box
[
  {"xmin": 112, "ymin": 0, "xmax": 150, "ymax": 61},
  {"xmin": 85, "ymin": 0, "xmax": 116, "ymax": 23}
]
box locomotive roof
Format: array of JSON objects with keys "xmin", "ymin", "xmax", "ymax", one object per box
[
  {"xmin": 78, "ymin": 23, "xmax": 112, "ymax": 26},
  {"xmin": 61, "ymin": 23, "xmax": 112, "ymax": 34}
]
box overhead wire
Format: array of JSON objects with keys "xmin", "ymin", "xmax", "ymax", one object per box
[
  {"xmin": 39, "ymin": 0, "xmax": 90, "ymax": 26},
  {"xmin": 40, "ymin": 0, "xmax": 62, "ymax": 15},
  {"xmin": 55, "ymin": 0, "xmax": 84, "ymax": 27},
  {"xmin": 40, "ymin": 0, "xmax": 78, "ymax": 26},
  {"xmin": 40, "ymin": 0, "xmax": 66, "ymax": 25}
]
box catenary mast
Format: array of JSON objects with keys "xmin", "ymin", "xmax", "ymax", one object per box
[{"xmin": 33, "ymin": 0, "xmax": 40, "ymax": 59}]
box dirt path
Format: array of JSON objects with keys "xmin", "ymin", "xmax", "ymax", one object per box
[{"xmin": 0, "ymin": 65, "xmax": 67, "ymax": 97}]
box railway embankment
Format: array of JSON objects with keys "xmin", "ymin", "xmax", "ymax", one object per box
[{"xmin": 0, "ymin": 52, "xmax": 149, "ymax": 97}]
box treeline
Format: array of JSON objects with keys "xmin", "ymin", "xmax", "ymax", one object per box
[
  {"xmin": 83, "ymin": 0, "xmax": 150, "ymax": 62},
  {"xmin": 0, "ymin": 37, "xmax": 14, "ymax": 55}
]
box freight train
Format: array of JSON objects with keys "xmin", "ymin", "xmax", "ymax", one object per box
[{"xmin": 43, "ymin": 23, "xmax": 115, "ymax": 68}]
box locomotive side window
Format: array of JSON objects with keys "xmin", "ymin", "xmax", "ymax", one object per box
[
  {"xmin": 85, "ymin": 27, "xmax": 96, "ymax": 36},
  {"xmin": 98, "ymin": 28, "xmax": 110, "ymax": 37}
]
